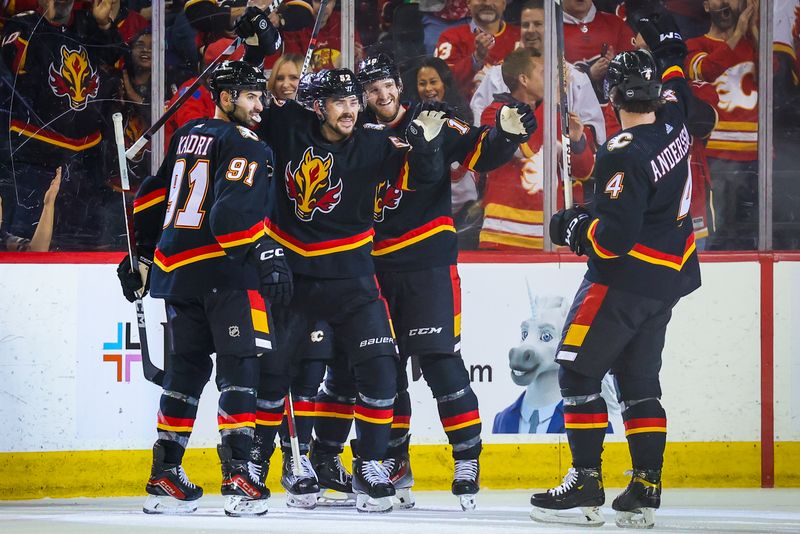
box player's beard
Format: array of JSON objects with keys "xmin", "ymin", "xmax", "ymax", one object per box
[
  {"xmin": 233, "ymin": 105, "xmax": 260, "ymax": 128},
  {"xmin": 371, "ymin": 98, "xmax": 400, "ymax": 123},
  {"xmin": 326, "ymin": 113, "xmax": 356, "ymax": 139}
]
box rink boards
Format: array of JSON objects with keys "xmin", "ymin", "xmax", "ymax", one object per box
[{"xmin": 0, "ymin": 253, "xmax": 798, "ymax": 498}]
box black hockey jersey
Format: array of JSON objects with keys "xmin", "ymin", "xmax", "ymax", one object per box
[
  {"xmin": 582, "ymin": 66, "xmax": 701, "ymax": 301},
  {"xmin": 132, "ymin": 118, "xmax": 274, "ymax": 298},
  {"xmin": 0, "ymin": 9, "xmax": 121, "ymax": 163},
  {"xmin": 367, "ymin": 105, "xmax": 518, "ymax": 272},
  {"xmin": 256, "ymin": 99, "xmax": 440, "ymax": 279}
]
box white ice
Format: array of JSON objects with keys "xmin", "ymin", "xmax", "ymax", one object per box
[{"xmin": 1, "ymin": 489, "xmax": 799, "ymax": 534}]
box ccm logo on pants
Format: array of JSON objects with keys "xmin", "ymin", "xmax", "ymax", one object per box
[
  {"xmin": 409, "ymin": 327, "xmax": 443, "ymax": 336},
  {"xmin": 360, "ymin": 337, "xmax": 395, "ymax": 347}
]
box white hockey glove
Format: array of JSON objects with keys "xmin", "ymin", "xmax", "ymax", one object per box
[
  {"xmin": 497, "ymin": 102, "xmax": 537, "ymax": 143},
  {"xmin": 406, "ymin": 101, "xmax": 450, "ymax": 152}
]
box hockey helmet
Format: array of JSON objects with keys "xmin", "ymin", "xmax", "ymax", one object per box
[
  {"xmin": 356, "ymin": 53, "xmax": 401, "ymax": 87},
  {"xmin": 296, "ymin": 71, "xmax": 322, "ymax": 108},
  {"xmin": 313, "ymin": 68, "xmax": 363, "ymax": 104},
  {"xmin": 208, "ymin": 60, "xmax": 267, "ymax": 105},
  {"xmin": 604, "ymin": 50, "xmax": 662, "ymax": 104}
]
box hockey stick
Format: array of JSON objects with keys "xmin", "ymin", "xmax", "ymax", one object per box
[
  {"xmin": 280, "ymin": 0, "xmax": 331, "ymax": 477},
  {"xmin": 554, "ymin": 0, "xmax": 573, "ymax": 207},
  {"xmin": 113, "ymin": 113, "xmax": 165, "ymax": 386},
  {"xmin": 125, "ymin": 0, "xmax": 286, "ymax": 161}
]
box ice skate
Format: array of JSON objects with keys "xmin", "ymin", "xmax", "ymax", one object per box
[
  {"xmin": 384, "ymin": 455, "xmax": 414, "ymax": 509},
  {"xmin": 529, "ymin": 467, "xmax": 605, "ymax": 527},
  {"xmin": 218, "ymin": 444, "xmax": 270, "ymax": 516},
  {"xmin": 613, "ymin": 469, "xmax": 661, "ymax": 529},
  {"xmin": 452, "ymin": 458, "xmax": 479, "ymax": 511},
  {"xmin": 143, "ymin": 443, "xmax": 203, "ymax": 515},
  {"xmin": 352, "ymin": 457, "xmax": 395, "ymax": 513},
  {"xmin": 281, "ymin": 452, "xmax": 320, "ymax": 509},
  {"xmin": 310, "ymin": 445, "xmax": 356, "ymax": 507}
]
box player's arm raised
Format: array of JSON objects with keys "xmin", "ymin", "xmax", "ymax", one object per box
[{"xmin": 550, "ymin": 150, "xmax": 648, "ymax": 259}]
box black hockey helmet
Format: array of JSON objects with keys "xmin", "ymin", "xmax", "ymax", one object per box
[
  {"xmin": 604, "ymin": 49, "xmax": 662, "ymax": 104},
  {"xmin": 356, "ymin": 53, "xmax": 401, "ymax": 88},
  {"xmin": 313, "ymin": 68, "xmax": 363, "ymax": 103},
  {"xmin": 208, "ymin": 60, "xmax": 267, "ymax": 105},
  {"xmin": 296, "ymin": 71, "xmax": 321, "ymax": 108}
]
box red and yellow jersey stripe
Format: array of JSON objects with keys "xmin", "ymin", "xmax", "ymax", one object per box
[
  {"xmin": 372, "ymin": 216, "xmax": 455, "ymax": 256},
  {"xmin": 354, "ymin": 405, "xmax": 393, "ymax": 425},
  {"xmin": 391, "ymin": 415, "xmax": 411, "ymax": 430},
  {"xmin": 133, "ymin": 187, "xmax": 166, "ymax": 214},
  {"xmin": 154, "ymin": 243, "xmax": 226, "ymax": 272},
  {"xmin": 441, "ymin": 410, "xmax": 481, "ymax": 432},
  {"xmin": 314, "ymin": 402, "xmax": 355, "ymax": 420},
  {"xmin": 157, "ymin": 413, "xmax": 195, "ymax": 433},
  {"xmin": 563, "ymin": 283, "xmax": 608, "ymax": 348},
  {"xmin": 217, "ymin": 412, "xmax": 256, "ymax": 431},
  {"xmin": 255, "ymin": 410, "xmax": 283, "ymax": 427},
  {"xmin": 10, "ymin": 119, "xmax": 101, "ymax": 152},
  {"xmin": 264, "ymin": 217, "xmax": 374, "ymax": 257},
  {"xmin": 623, "ymin": 417, "xmax": 667, "ymax": 436},
  {"xmin": 247, "ymin": 290, "xmax": 270, "ymax": 335},
  {"xmin": 216, "ymin": 220, "xmax": 266, "ymax": 249},
  {"xmin": 564, "ymin": 412, "xmax": 609, "ymax": 430}
]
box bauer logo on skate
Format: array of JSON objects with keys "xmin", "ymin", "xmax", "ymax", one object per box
[
  {"xmin": 285, "ymin": 147, "xmax": 342, "ymax": 221},
  {"xmin": 101, "ymin": 322, "xmax": 143, "ymax": 383},
  {"xmin": 48, "ymin": 45, "xmax": 100, "ymax": 111}
]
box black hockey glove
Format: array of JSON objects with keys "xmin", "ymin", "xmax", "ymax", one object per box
[
  {"xmin": 549, "ymin": 206, "xmax": 592, "ymax": 256},
  {"xmin": 496, "ymin": 102, "xmax": 536, "ymax": 143},
  {"xmin": 406, "ymin": 101, "xmax": 450, "ymax": 153},
  {"xmin": 253, "ymin": 237, "xmax": 293, "ymax": 306},
  {"xmin": 235, "ymin": 6, "xmax": 282, "ymax": 61},
  {"xmin": 636, "ymin": 12, "xmax": 687, "ymax": 70},
  {"xmin": 117, "ymin": 253, "xmax": 153, "ymax": 303}
]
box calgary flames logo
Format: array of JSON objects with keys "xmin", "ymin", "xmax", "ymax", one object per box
[
  {"xmin": 714, "ymin": 61, "xmax": 758, "ymax": 112},
  {"xmin": 285, "ymin": 147, "xmax": 342, "ymax": 221},
  {"xmin": 48, "ymin": 45, "xmax": 100, "ymax": 111},
  {"xmin": 373, "ymin": 180, "xmax": 403, "ymax": 222}
]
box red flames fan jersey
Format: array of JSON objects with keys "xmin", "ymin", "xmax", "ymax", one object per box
[
  {"xmin": 282, "ymin": 10, "xmax": 362, "ymax": 72},
  {"xmin": 435, "ymin": 20, "xmax": 520, "ymax": 98},
  {"xmin": 478, "ymin": 95, "xmax": 596, "ymax": 251},
  {"xmin": 367, "ymin": 105, "xmax": 518, "ymax": 272},
  {"xmin": 686, "ymin": 35, "xmax": 758, "ymax": 161},
  {"xmin": 132, "ymin": 119, "xmax": 273, "ymax": 298},
  {"xmin": 257, "ymin": 100, "xmax": 439, "ymax": 279},
  {"xmin": 1, "ymin": 9, "xmax": 121, "ymax": 162},
  {"xmin": 582, "ymin": 67, "xmax": 700, "ymax": 302}
]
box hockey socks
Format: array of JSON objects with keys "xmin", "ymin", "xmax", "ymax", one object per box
[
  {"xmin": 622, "ymin": 398, "xmax": 667, "ymax": 470},
  {"xmin": 352, "ymin": 356, "xmax": 396, "ymax": 460},
  {"xmin": 156, "ymin": 389, "xmax": 200, "ymax": 463},
  {"xmin": 563, "ymin": 395, "xmax": 608, "ymax": 468},
  {"xmin": 389, "ymin": 389, "xmax": 411, "ymax": 452},
  {"xmin": 279, "ymin": 394, "xmax": 315, "ymax": 455},
  {"xmin": 254, "ymin": 397, "xmax": 283, "ymax": 461},
  {"xmin": 313, "ymin": 381, "xmax": 356, "ymax": 452},
  {"xmin": 217, "ymin": 385, "xmax": 257, "ymax": 460}
]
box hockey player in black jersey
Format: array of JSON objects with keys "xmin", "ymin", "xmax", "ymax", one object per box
[
  {"xmin": 116, "ymin": 61, "xmax": 291, "ymax": 517},
  {"xmin": 248, "ymin": 67, "xmax": 450, "ymax": 513},
  {"xmin": 306, "ymin": 53, "xmax": 537, "ymax": 511},
  {"xmin": 531, "ymin": 13, "xmax": 700, "ymax": 529}
]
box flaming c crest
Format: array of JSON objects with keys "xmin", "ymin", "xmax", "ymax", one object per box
[
  {"xmin": 373, "ymin": 180, "xmax": 403, "ymax": 222},
  {"xmin": 285, "ymin": 147, "xmax": 342, "ymax": 221},
  {"xmin": 48, "ymin": 45, "xmax": 100, "ymax": 111}
]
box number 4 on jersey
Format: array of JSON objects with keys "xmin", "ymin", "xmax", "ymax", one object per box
[{"xmin": 605, "ymin": 172, "xmax": 624, "ymax": 199}]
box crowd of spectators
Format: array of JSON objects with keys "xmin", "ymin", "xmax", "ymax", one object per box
[{"xmin": 1, "ymin": 0, "xmax": 799, "ymax": 252}]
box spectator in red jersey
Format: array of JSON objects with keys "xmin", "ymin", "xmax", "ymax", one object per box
[
  {"xmin": 562, "ymin": 0, "xmax": 635, "ymax": 138},
  {"xmin": 109, "ymin": 0, "xmax": 149, "ymax": 42},
  {"xmin": 281, "ymin": 0, "xmax": 363, "ymax": 71},
  {"xmin": 268, "ymin": 53, "xmax": 303, "ymax": 101},
  {"xmin": 434, "ymin": 0, "xmax": 520, "ymax": 99},
  {"xmin": 686, "ymin": 0, "xmax": 759, "ymax": 250},
  {"xmin": 478, "ymin": 48, "xmax": 595, "ymax": 251},
  {"xmin": 420, "ymin": 0, "xmax": 471, "ymax": 54},
  {"xmin": 163, "ymin": 37, "xmax": 243, "ymax": 149}
]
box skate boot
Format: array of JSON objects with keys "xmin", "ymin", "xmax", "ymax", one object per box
[
  {"xmin": 143, "ymin": 442, "xmax": 203, "ymax": 514},
  {"xmin": 352, "ymin": 457, "xmax": 395, "ymax": 513},
  {"xmin": 452, "ymin": 458, "xmax": 479, "ymax": 511},
  {"xmin": 310, "ymin": 443, "xmax": 356, "ymax": 507},
  {"xmin": 281, "ymin": 451, "xmax": 320, "ymax": 509},
  {"xmin": 218, "ymin": 444, "xmax": 270, "ymax": 516},
  {"xmin": 612, "ymin": 469, "xmax": 661, "ymax": 529},
  {"xmin": 530, "ymin": 467, "xmax": 605, "ymax": 526},
  {"xmin": 384, "ymin": 455, "xmax": 414, "ymax": 509}
]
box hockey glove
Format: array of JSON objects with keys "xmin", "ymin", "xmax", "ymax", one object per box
[
  {"xmin": 253, "ymin": 237, "xmax": 293, "ymax": 306},
  {"xmin": 636, "ymin": 12, "xmax": 687, "ymax": 70},
  {"xmin": 235, "ymin": 6, "xmax": 282, "ymax": 59},
  {"xmin": 406, "ymin": 101, "xmax": 450, "ymax": 153},
  {"xmin": 549, "ymin": 206, "xmax": 592, "ymax": 256},
  {"xmin": 496, "ymin": 103, "xmax": 536, "ymax": 143},
  {"xmin": 117, "ymin": 253, "xmax": 153, "ymax": 303}
]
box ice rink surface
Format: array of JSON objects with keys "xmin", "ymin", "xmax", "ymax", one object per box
[{"xmin": 1, "ymin": 489, "xmax": 799, "ymax": 534}]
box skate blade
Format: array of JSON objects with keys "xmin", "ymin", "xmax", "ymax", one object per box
[
  {"xmin": 356, "ymin": 493, "xmax": 393, "ymax": 513},
  {"xmin": 143, "ymin": 495, "xmax": 198, "ymax": 515},
  {"xmin": 393, "ymin": 487, "xmax": 415, "ymax": 510},
  {"xmin": 223, "ymin": 495, "xmax": 269, "ymax": 517},
  {"xmin": 317, "ymin": 489, "xmax": 356, "ymax": 507},
  {"xmin": 615, "ymin": 508, "xmax": 655, "ymax": 529},
  {"xmin": 530, "ymin": 505, "xmax": 605, "ymax": 527},
  {"xmin": 286, "ymin": 491, "xmax": 318, "ymax": 509},
  {"xmin": 457, "ymin": 493, "xmax": 477, "ymax": 511}
]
